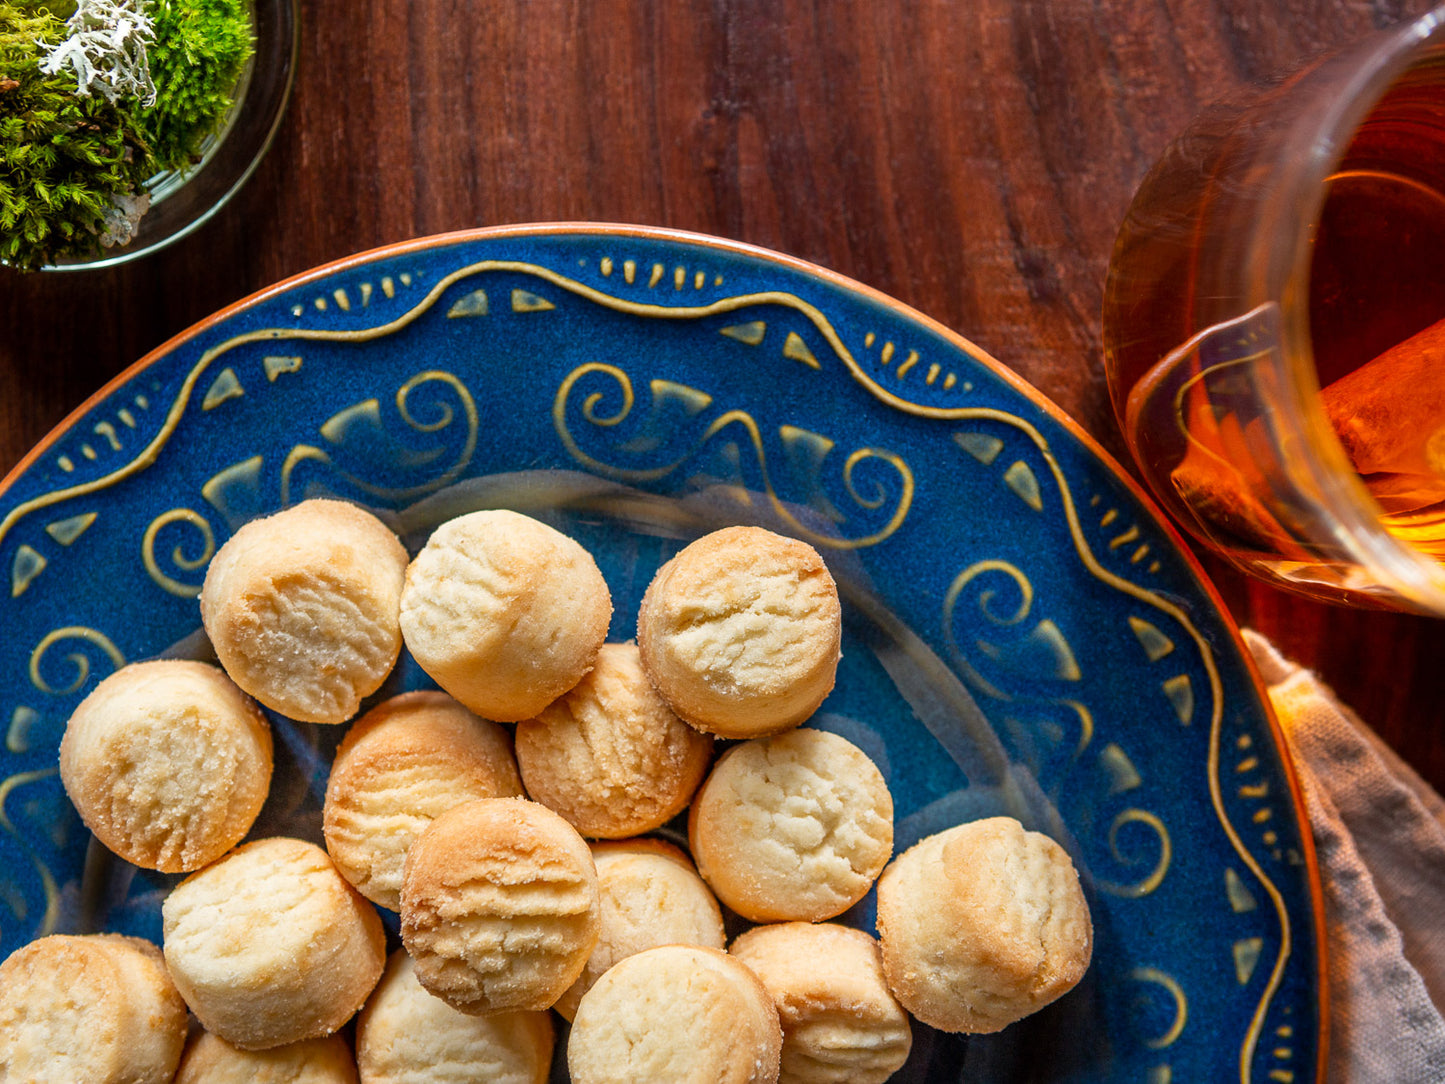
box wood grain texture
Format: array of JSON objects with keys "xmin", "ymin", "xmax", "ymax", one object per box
[{"xmin": 2, "ymin": 0, "xmax": 1442, "ymax": 788}]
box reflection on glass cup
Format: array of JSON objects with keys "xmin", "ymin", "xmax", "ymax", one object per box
[{"xmin": 1102, "ymin": 7, "xmax": 1445, "ymax": 615}]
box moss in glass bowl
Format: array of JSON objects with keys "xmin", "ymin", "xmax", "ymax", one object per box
[{"xmin": 0, "ymin": 0, "xmax": 254, "ymax": 271}]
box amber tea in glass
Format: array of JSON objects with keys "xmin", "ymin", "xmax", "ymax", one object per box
[{"xmin": 1103, "ymin": 8, "xmax": 1445, "ymax": 615}]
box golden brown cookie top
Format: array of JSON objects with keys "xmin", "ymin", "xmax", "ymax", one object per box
[
  {"xmin": 399, "ymin": 509, "xmax": 612, "ymax": 722},
  {"xmin": 162, "ymin": 836, "xmax": 386, "ymax": 1050},
  {"xmin": 552, "ymin": 839, "xmax": 726, "ymax": 1021},
  {"xmin": 515, "ymin": 642, "xmax": 713, "ymax": 838},
  {"xmin": 0, "ymin": 933, "xmax": 188, "ymax": 1084},
  {"xmin": 355, "ymin": 949, "xmax": 554, "ymax": 1084},
  {"xmin": 875, "ymin": 816, "xmax": 1093, "ymax": 1034},
  {"xmin": 60, "ymin": 659, "xmax": 272, "ymax": 873},
  {"xmin": 173, "ymin": 1032, "xmax": 358, "ymax": 1084},
  {"xmin": 567, "ymin": 945, "xmax": 782, "ymax": 1084},
  {"xmin": 400, "ymin": 797, "xmax": 601, "ymax": 1015},
  {"xmin": 636, "ymin": 526, "xmax": 841, "ymax": 738},
  {"xmin": 200, "ymin": 499, "xmax": 408, "ymax": 724},
  {"xmin": 688, "ymin": 728, "xmax": 894, "ymax": 923},
  {"xmin": 730, "ymin": 922, "xmax": 912, "ymax": 1084}
]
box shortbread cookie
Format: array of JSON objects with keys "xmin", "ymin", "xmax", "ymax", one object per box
[
  {"xmin": 636, "ymin": 525, "xmax": 841, "ymax": 738},
  {"xmin": 688, "ymin": 728, "xmax": 893, "ymax": 922},
  {"xmin": 730, "ymin": 923, "xmax": 912, "ymax": 1084},
  {"xmin": 875, "ymin": 816, "xmax": 1093, "ymax": 1033},
  {"xmin": 0, "ymin": 933, "xmax": 187, "ymax": 1084},
  {"xmin": 399, "ymin": 510, "xmax": 612, "ymax": 722},
  {"xmin": 324, "ymin": 690, "xmax": 524, "ymax": 910},
  {"xmin": 200, "ymin": 499, "xmax": 409, "ymax": 724},
  {"xmin": 174, "ymin": 1032, "xmax": 357, "ymax": 1084},
  {"xmin": 400, "ymin": 797, "xmax": 600, "ymax": 1014},
  {"xmin": 554, "ymin": 838, "xmax": 726, "ymax": 1020},
  {"xmin": 163, "ymin": 837, "xmax": 387, "ymax": 1049},
  {"xmin": 356, "ymin": 950, "xmax": 554, "ymax": 1084},
  {"xmin": 568, "ymin": 945, "xmax": 782, "ymax": 1084},
  {"xmin": 59, "ymin": 659, "xmax": 272, "ymax": 872},
  {"xmin": 515, "ymin": 643, "xmax": 712, "ymax": 838}
]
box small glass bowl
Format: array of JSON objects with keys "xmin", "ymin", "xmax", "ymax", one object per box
[{"xmin": 45, "ymin": 0, "xmax": 300, "ymax": 271}]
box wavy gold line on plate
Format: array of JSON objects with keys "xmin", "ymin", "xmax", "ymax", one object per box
[
  {"xmin": 921, "ymin": 407, "xmax": 1287, "ymax": 1083},
  {"xmin": 553, "ymin": 362, "xmax": 913, "ymax": 550},
  {"xmin": 0, "ymin": 260, "xmax": 926, "ymax": 550}
]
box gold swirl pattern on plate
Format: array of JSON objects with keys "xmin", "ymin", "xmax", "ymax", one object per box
[
  {"xmin": 553, "ymin": 362, "xmax": 913, "ymax": 549},
  {"xmin": 142, "ymin": 508, "xmax": 217, "ymax": 598},
  {"xmin": 1096, "ymin": 809, "xmax": 1173, "ymax": 899},
  {"xmin": 28, "ymin": 627, "xmax": 125, "ymax": 697},
  {"xmin": 930, "ymin": 410, "xmax": 1294, "ymax": 1084},
  {"xmin": 279, "ymin": 370, "xmax": 478, "ymax": 505}
]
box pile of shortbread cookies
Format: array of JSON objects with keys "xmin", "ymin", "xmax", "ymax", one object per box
[{"xmin": 0, "ymin": 499, "xmax": 1094, "ymax": 1084}]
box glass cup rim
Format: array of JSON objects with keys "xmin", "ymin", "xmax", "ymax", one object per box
[{"xmin": 1256, "ymin": 4, "xmax": 1445, "ymax": 612}]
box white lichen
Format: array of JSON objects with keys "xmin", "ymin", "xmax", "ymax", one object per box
[{"xmin": 39, "ymin": 0, "xmax": 157, "ymax": 106}]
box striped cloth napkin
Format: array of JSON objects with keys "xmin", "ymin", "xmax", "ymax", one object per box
[{"xmin": 1242, "ymin": 631, "xmax": 1445, "ymax": 1083}]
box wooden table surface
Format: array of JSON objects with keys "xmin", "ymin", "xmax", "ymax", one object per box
[{"xmin": 3, "ymin": 0, "xmax": 1443, "ymax": 792}]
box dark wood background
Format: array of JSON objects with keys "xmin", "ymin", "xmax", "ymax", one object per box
[{"xmin": 3, "ymin": 0, "xmax": 1443, "ymax": 790}]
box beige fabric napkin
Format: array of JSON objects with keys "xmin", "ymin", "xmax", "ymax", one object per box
[{"xmin": 1242, "ymin": 630, "xmax": 1445, "ymax": 1084}]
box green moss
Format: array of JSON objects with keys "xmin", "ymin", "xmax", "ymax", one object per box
[
  {"xmin": 0, "ymin": 2, "xmax": 151, "ymax": 269},
  {"xmin": 141, "ymin": 0, "xmax": 254, "ymax": 174},
  {"xmin": 0, "ymin": 0, "xmax": 255, "ymax": 269}
]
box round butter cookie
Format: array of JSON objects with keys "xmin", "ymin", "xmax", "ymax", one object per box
[
  {"xmin": 356, "ymin": 949, "xmax": 554, "ymax": 1084},
  {"xmin": 553, "ymin": 838, "xmax": 726, "ymax": 1020},
  {"xmin": 399, "ymin": 510, "xmax": 611, "ymax": 722},
  {"xmin": 400, "ymin": 797, "xmax": 600, "ymax": 1015},
  {"xmin": 174, "ymin": 1032, "xmax": 357, "ymax": 1084},
  {"xmin": 875, "ymin": 816, "xmax": 1093, "ymax": 1033},
  {"xmin": 324, "ymin": 690, "xmax": 524, "ymax": 910},
  {"xmin": 200, "ymin": 499, "xmax": 409, "ymax": 724},
  {"xmin": 730, "ymin": 923, "xmax": 912, "ymax": 1084},
  {"xmin": 59, "ymin": 659, "xmax": 272, "ymax": 872},
  {"xmin": 568, "ymin": 945, "xmax": 782, "ymax": 1084},
  {"xmin": 515, "ymin": 642, "xmax": 712, "ymax": 838},
  {"xmin": 162, "ymin": 836, "xmax": 387, "ymax": 1049},
  {"xmin": 636, "ymin": 525, "xmax": 841, "ymax": 738},
  {"xmin": 0, "ymin": 933, "xmax": 187, "ymax": 1084},
  {"xmin": 688, "ymin": 728, "xmax": 893, "ymax": 922}
]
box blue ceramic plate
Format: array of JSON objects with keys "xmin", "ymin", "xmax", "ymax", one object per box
[{"xmin": 0, "ymin": 225, "xmax": 1323, "ymax": 1082}]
